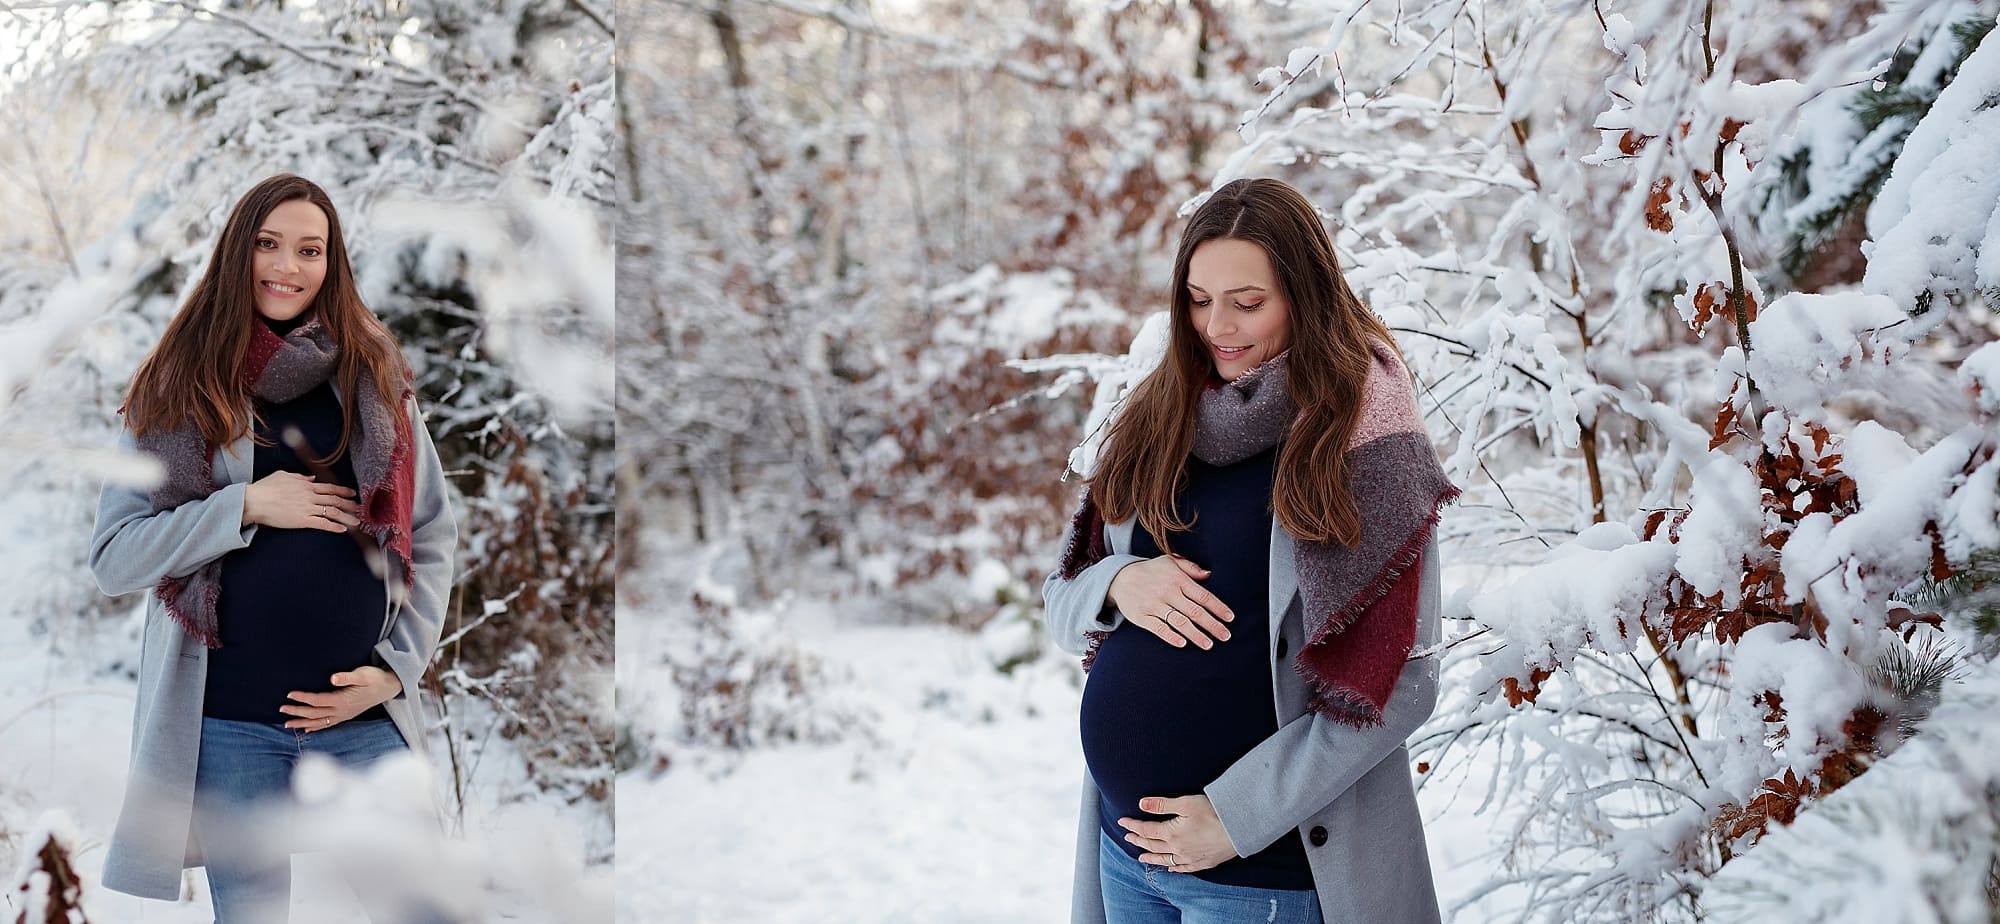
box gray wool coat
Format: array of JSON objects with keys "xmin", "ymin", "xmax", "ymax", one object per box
[
  {"xmin": 1042, "ymin": 516, "xmax": 1443, "ymax": 924},
  {"xmin": 88, "ymin": 397, "xmax": 457, "ymax": 900}
]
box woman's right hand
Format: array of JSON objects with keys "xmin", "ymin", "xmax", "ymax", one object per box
[
  {"xmin": 1106, "ymin": 555, "xmax": 1234, "ymax": 649},
  {"xmin": 243, "ymin": 471, "xmax": 361, "ymax": 532}
]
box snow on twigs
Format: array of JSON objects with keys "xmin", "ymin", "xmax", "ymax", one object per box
[
  {"xmin": 1744, "ymin": 292, "xmax": 1909, "ymax": 417},
  {"xmin": 1704, "ymin": 655, "xmax": 2000, "ymax": 923}
]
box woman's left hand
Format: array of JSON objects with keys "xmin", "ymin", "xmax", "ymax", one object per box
[
  {"xmin": 281, "ymin": 666, "xmax": 402, "ymax": 732},
  {"xmin": 1117, "ymin": 795, "xmax": 1239, "ymax": 873}
]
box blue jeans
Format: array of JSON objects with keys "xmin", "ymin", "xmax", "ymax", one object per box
[
  {"xmin": 1099, "ymin": 831, "xmax": 1323, "ymax": 924},
  {"xmin": 193, "ymin": 716, "xmax": 441, "ymax": 923}
]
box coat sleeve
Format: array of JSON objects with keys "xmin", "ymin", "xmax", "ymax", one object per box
[
  {"xmin": 372, "ymin": 406, "xmax": 458, "ymax": 702},
  {"xmin": 89, "ymin": 426, "xmax": 260, "ymax": 597},
  {"xmin": 1040, "ymin": 538, "xmax": 1147, "ymax": 657},
  {"xmin": 1203, "ymin": 535, "xmax": 1442, "ymax": 857}
]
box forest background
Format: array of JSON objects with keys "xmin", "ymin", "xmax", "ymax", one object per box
[
  {"xmin": 617, "ymin": 0, "xmax": 2000, "ymax": 921},
  {"xmin": 1, "ymin": 1, "xmax": 616, "ymax": 919}
]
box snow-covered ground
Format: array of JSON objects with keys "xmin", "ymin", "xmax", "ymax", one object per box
[
  {"xmin": 616, "ymin": 560, "xmax": 1512, "ymax": 923},
  {"xmin": 0, "ymin": 597, "xmax": 613, "ymax": 922}
]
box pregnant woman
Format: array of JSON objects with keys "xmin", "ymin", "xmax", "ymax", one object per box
[
  {"xmin": 1043, "ymin": 177, "xmax": 1458, "ymax": 923},
  {"xmin": 89, "ymin": 174, "xmax": 457, "ymax": 922}
]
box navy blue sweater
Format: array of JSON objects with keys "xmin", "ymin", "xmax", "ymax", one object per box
[
  {"xmin": 1078, "ymin": 447, "xmax": 1313, "ymax": 889},
  {"xmin": 205, "ymin": 357, "xmax": 390, "ymax": 724}
]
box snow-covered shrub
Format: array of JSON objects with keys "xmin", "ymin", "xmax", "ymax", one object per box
[
  {"xmin": 669, "ymin": 589, "xmax": 866, "ymax": 751},
  {"xmin": 7, "ymin": 814, "xmax": 90, "ymax": 924},
  {"xmin": 970, "ymin": 558, "xmax": 1043, "ymax": 675},
  {"xmin": 1701, "ymin": 654, "xmax": 2000, "ymax": 923}
]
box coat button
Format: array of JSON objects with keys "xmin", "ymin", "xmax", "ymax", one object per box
[
  {"xmin": 1308, "ymin": 826, "xmax": 1328, "ymax": 847},
  {"xmin": 1276, "ymin": 636, "xmax": 1289, "ymax": 659}
]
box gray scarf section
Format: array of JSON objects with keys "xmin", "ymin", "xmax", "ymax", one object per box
[{"xmin": 1192, "ymin": 352, "xmax": 1295, "ymax": 465}]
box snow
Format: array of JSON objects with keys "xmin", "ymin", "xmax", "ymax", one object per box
[
  {"xmin": 1463, "ymin": 524, "xmax": 1670, "ymax": 686},
  {"xmin": 1864, "ymin": 17, "xmax": 2000, "ymax": 314},
  {"xmin": 1675, "ymin": 453, "xmax": 1765, "ymax": 609},
  {"xmin": 1727, "ymin": 621, "xmax": 1870, "ymax": 776},
  {"xmin": 616, "ymin": 559, "xmax": 1521, "ymax": 923},
  {"xmin": 1960, "ymin": 340, "xmax": 2000, "ymax": 417},
  {"xmin": 1744, "ymin": 291, "xmax": 1909, "ymax": 418},
  {"xmin": 0, "ymin": 605, "xmax": 611, "ymax": 921},
  {"xmin": 1704, "ymin": 655, "xmax": 2000, "ymax": 923}
]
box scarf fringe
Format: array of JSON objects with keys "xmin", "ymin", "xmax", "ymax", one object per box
[
  {"xmin": 1080, "ymin": 629, "xmax": 1110, "ymax": 672},
  {"xmin": 1057, "ymin": 491, "xmax": 1107, "ymax": 582},
  {"xmin": 1294, "ymin": 483, "xmax": 1461, "ymax": 725},
  {"xmin": 157, "ymin": 575, "xmax": 222, "ymax": 649},
  {"xmin": 356, "ymin": 389, "xmax": 418, "ymax": 589}
]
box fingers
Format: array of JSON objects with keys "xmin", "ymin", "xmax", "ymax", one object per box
[
  {"xmin": 297, "ymin": 492, "xmax": 361, "ymax": 532},
  {"xmin": 1142, "ymin": 796, "xmax": 1199, "ymax": 816},
  {"xmin": 1132, "ymin": 607, "xmax": 1224, "ymax": 649},
  {"xmin": 1179, "ymin": 582, "xmax": 1234, "ymax": 624},
  {"xmin": 1160, "ymin": 608, "xmax": 1215, "ymax": 650},
  {"xmin": 319, "ymin": 506, "xmax": 361, "ymax": 528},
  {"xmin": 1172, "ymin": 592, "xmax": 1231, "ymax": 642},
  {"xmin": 1127, "ymin": 836, "xmax": 1174, "ymax": 855},
  {"xmin": 1116, "ymin": 817, "xmax": 1170, "ymax": 841},
  {"xmin": 1129, "ymin": 613, "xmax": 1188, "ymax": 649},
  {"xmin": 286, "ymin": 690, "xmax": 336, "ymax": 707},
  {"xmin": 1167, "ymin": 555, "xmax": 1211, "ymax": 579}
]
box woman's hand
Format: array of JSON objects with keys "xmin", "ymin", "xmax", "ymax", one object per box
[
  {"xmin": 243, "ymin": 471, "xmax": 362, "ymax": 532},
  {"xmin": 281, "ymin": 666, "xmax": 402, "ymax": 732},
  {"xmin": 1117, "ymin": 795, "xmax": 1239, "ymax": 873},
  {"xmin": 1106, "ymin": 555, "xmax": 1234, "ymax": 649}
]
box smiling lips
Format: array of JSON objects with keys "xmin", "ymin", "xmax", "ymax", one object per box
[
  {"xmin": 1212, "ymin": 344, "xmax": 1253, "ymax": 360},
  {"xmin": 260, "ymin": 281, "xmax": 305, "ymax": 297}
]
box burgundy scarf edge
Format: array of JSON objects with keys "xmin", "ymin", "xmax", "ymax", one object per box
[
  {"xmin": 1293, "ymin": 482, "xmax": 1460, "ymax": 724},
  {"xmin": 357, "ymin": 388, "xmax": 419, "ymax": 588},
  {"xmin": 157, "ymin": 575, "xmax": 222, "ymax": 649}
]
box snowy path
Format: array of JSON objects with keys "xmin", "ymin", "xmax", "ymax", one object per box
[{"xmin": 616, "ymin": 602, "xmax": 1512, "ymax": 923}]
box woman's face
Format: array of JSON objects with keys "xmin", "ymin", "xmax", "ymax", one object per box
[
  {"xmin": 250, "ymin": 199, "xmax": 330, "ymax": 323},
  {"xmin": 1187, "ymin": 237, "xmax": 1290, "ymax": 381}
]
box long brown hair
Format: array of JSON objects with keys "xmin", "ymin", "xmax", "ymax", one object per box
[
  {"xmin": 1090, "ymin": 177, "xmax": 1402, "ymax": 550},
  {"xmin": 125, "ymin": 174, "xmax": 408, "ymax": 459}
]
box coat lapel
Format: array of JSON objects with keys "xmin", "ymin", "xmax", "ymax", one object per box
[
  {"xmin": 214, "ymin": 434, "xmax": 254, "ymax": 487},
  {"xmin": 1268, "ymin": 519, "xmax": 1298, "ymax": 652},
  {"xmin": 1106, "ymin": 518, "xmax": 1134, "ymax": 556}
]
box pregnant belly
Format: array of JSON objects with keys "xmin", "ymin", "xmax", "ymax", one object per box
[{"xmin": 1078, "ymin": 624, "xmax": 1277, "ymax": 821}]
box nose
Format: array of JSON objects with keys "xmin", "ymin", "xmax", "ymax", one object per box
[
  {"xmin": 272, "ymin": 251, "xmax": 297, "ymax": 275},
  {"xmin": 1204, "ymin": 306, "xmax": 1232, "ymax": 341}
]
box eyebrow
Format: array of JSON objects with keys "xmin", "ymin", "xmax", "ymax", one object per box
[
  {"xmin": 256, "ymin": 229, "xmax": 326, "ymax": 243},
  {"xmin": 1187, "ymin": 284, "xmax": 1267, "ymax": 295}
]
